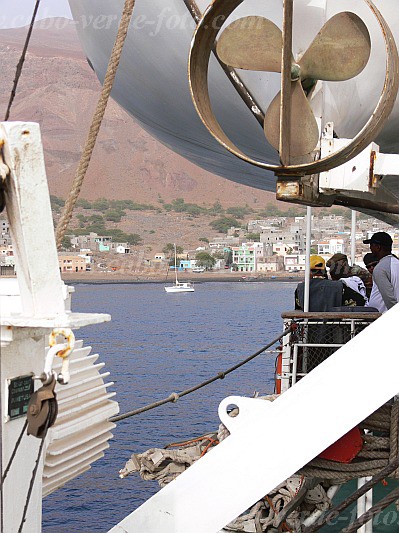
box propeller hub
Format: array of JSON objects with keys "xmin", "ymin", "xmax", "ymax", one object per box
[{"xmin": 291, "ymin": 63, "xmax": 301, "ymax": 82}]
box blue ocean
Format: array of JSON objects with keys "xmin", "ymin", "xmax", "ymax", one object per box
[
  {"xmin": 42, "ymin": 281, "xmax": 398, "ymax": 532},
  {"xmin": 42, "ymin": 281, "xmax": 294, "ymax": 531}
]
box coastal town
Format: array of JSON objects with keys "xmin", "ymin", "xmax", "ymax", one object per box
[{"xmin": 1, "ymin": 208, "xmax": 397, "ymax": 278}]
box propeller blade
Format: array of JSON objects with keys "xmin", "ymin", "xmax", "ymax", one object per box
[
  {"xmin": 299, "ymin": 12, "xmax": 371, "ymax": 81},
  {"xmin": 264, "ymin": 82, "xmax": 319, "ymax": 158},
  {"xmin": 216, "ymin": 17, "xmax": 288, "ymax": 72}
]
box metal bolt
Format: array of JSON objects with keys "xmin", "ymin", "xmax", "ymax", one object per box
[{"xmin": 29, "ymin": 404, "xmax": 38, "ymax": 415}]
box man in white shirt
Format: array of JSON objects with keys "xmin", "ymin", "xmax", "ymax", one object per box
[
  {"xmin": 326, "ymin": 253, "xmax": 368, "ymax": 304},
  {"xmin": 364, "ymin": 232, "xmax": 399, "ymax": 313}
]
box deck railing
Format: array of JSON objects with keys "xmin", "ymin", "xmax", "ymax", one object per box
[{"xmin": 278, "ymin": 311, "xmax": 381, "ymax": 392}]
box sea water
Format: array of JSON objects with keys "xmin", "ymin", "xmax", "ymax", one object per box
[
  {"xmin": 42, "ymin": 281, "xmax": 398, "ymax": 532},
  {"xmin": 42, "ymin": 281, "xmax": 294, "ymax": 531}
]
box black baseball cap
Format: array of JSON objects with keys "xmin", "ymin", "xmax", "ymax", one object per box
[{"xmin": 363, "ymin": 231, "xmax": 393, "ymax": 247}]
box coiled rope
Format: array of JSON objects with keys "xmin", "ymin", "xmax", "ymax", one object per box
[
  {"xmin": 298, "ymin": 403, "xmax": 398, "ymax": 481},
  {"xmin": 4, "ymin": 0, "xmax": 41, "ymax": 121},
  {"xmin": 55, "ymin": 0, "xmax": 136, "ymax": 249},
  {"xmin": 110, "ymin": 328, "xmax": 291, "ymax": 423}
]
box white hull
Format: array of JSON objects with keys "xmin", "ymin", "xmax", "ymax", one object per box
[
  {"xmin": 165, "ymin": 282, "xmax": 194, "ymax": 293},
  {"xmin": 69, "ymin": 0, "xmax": 399, "ymax": 202}
]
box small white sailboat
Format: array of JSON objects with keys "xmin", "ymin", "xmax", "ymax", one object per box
[{"xmin": 164, "ymin": 244, "xmax": 194, "ymax": 293}]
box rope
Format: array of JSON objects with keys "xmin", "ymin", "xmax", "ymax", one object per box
[
  {"xmin": 55, "ymin": 0, "xmax": 136, "ymax": 249},
  {"xmin": 303, "ymin": 454, "xmax": 399, "ymax": 533},
  {"xmin": 4, "ymin": 0, "xmax": 41, "ymax": 121},
  {"xmin": 110, "ymin": 328, "xmax": 291, "ymax": 423},
  {"xmin": 1, "ymin": 419, "xmax": 28, "ymax": 486},
  {"xmin": 390, "ymin": 400, "xmax": 399, "ymax": 476}
]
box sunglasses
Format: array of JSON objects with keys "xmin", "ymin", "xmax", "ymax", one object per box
[{"xmin": 366, "ymin": 262, "xmax": 378, "ymax": 269}]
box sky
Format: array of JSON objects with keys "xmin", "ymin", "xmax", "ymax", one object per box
[{"xmin": 1, "ymin": 0, "xmax": 72, "ymax": 28}]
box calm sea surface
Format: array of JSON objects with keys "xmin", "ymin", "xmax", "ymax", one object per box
[{"xmin": 42, "ymin": 281, "xmax": 295, "ymax": 532}]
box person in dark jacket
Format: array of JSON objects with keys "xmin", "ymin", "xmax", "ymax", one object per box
[{"xmin": 295, "ymin": 255, "xmax": 366, "ymax": 311}]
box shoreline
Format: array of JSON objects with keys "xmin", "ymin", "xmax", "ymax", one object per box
[{"xmin": 61, "ymin": 272, "xmax": 304, "ymax": 284}]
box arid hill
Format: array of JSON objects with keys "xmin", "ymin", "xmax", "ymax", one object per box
[{"xmin": 0, "ymin": 18, "xmax": 277, "ymax": 209}]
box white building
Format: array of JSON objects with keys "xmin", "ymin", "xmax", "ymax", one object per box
[
  {"xmin": 284, "ymin": 254, "xmax": 307, "ymax": 272},
  {"xmin": 116, "ymin": 245, "xmax": 130, "ymax": 254},
  {"xmin": 317, "ymin": 238, "xmax": 345, "ymax": 256}
]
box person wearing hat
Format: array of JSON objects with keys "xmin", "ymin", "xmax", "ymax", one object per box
[
  {"xmin": 363, "ymin": 232, "xmax": 399, "ymax": 312},
  {"xmin": 363, "ymin": 253, "xmax": 379, "ymax": 298},
  {"xmin": 326, "ymin": 253, "xmax": 368, "ymax": 303},
  {"xmin": 295, "ymin": 255, "xmax": 365, "ymax": 311}
]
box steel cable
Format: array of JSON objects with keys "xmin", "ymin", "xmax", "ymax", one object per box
[
  {"xmin": 1, "ymin": 419, "xmax": 28, "ymax": 486},
  {"xmin": 303, "ymin": 454, "xmax": 399, "ymax": 532},
  {"xmin": 110, "ymin": 328, "xmax": 291, "ymax": 423},
  {"xmin": 4, "ymin": 0, "xmax": 41, "ymax": 121}
]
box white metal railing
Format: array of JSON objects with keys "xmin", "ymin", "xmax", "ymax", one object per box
[{"xmin": 278, "ymin": 311, "xmax": 381, "ymax": 393}]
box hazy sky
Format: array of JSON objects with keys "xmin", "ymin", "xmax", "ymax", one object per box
[{"xmin": 1, "ymin": 0, "xmax": 72, "ymax": 28}]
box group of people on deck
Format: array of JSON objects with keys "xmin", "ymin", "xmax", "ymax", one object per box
[{"xmin": 295, "ymin": 231, "xmax": 399, "ymax": 314}]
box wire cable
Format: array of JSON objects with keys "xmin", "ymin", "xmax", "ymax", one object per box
[
  {"xmin": 1, "ymin": 419, "xmax": 28, "ymax": 486},
  {"xmin": 110, "ymin": 328, "xmax": 291, "ymax": 423},
  {"xmin": 4, "ymin": 0, "xmax": 41, "ymax": 121}
]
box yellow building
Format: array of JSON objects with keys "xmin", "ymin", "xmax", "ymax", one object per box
[{"xmin": 58, "ymin": 253, "xmax": 87, "ymax": 273}]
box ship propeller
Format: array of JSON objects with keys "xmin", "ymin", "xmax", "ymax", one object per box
[{"xmin": 216, "ymin": 12, "xmax": 371, "ymax": 158}]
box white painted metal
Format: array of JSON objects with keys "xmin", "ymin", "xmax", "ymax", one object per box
[
  {"xmin": 1, "ymin": 122, "xmax": 65, "ymax": 318},
  {"xmin": 110, "ymin": 305, "xmax": 399, "ymax": 533},
  {"xmin": 357, "ymin": 476, "xmax": 373, "ymax": 533},
  {"xmin": 351, "ymin": 211, "xmax": 356, "ymax": 265},
  {"xmin": 319, "ymin": 139, "xmax": 380, "ymax": 194},
  {"xmin": 304, "ymin": 206, "xmax": 312, "ymax": 313},
  {"xmin": 374, "ymin": 153, "xmax": 399, "ymax": 176},
  {"xmin": 43, "ymin": 342, "xmax": 119, "ymax": 497},
  {"xmin": 0, "ymin": 121, "xmax": 113, "ymax": 532},
  {"xmin": 320, "ymin": 138, "xmax": 399, "ymax": 196}
]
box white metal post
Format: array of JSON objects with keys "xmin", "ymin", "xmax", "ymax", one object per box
[
  {"xmin": 304, "ymin": 206, "xmax": 312, "ymax": 312},
  {"xmin": 357, "ymin": 476, "xmax": 373, "ymax": 533},
  {"xmin": 0, "ymin": 122, "xmax": 111, "ymax": 532},
  {"xmin": 351, "ymin": 210, "xmax": 356, "ymax": 265}
]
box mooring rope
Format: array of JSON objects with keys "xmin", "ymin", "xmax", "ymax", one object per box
[
  {"xmin": 4, "ymin": 0, "xmax": 41, "ymax": 121},
  {"xmin": 110, "ymin": 328, "xmax": 290, "ymax": 423},
  {"xmin": 55, "ymin": 0, "xmax": 136, "ymax": 249}
]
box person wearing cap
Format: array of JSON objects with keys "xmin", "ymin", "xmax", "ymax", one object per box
[
  {"xmin": 363, "ymin": 253, "xmax": 379, "ymax": 298},
  {"xmin": 326, "ymin": 253, "xmax": 368, "ymax": 304},
  {"xmin": 295, "ymin": 255, "xmax": 365, "ymax": 311},
  {"xmin": 363, "ymin": 231, "xmax": 399, "ymax": 312}
]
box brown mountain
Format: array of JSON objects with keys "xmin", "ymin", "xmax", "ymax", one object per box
[{"xmin": 0, "ymin": 18, "xmax": 277, "ymax": 208}]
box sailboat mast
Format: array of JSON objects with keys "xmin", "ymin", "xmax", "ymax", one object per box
[{"xmin": 174, "ymin": 243, "xmax": 178, "ymax": 285}]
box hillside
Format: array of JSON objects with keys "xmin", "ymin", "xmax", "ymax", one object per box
[{"xmin": 0, "ymin": 18, "xmax": 278, "ymax": 209}]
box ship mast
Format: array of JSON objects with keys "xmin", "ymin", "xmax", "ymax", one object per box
[{"xmin": 174, "ymin": 244, "xmax": 178, "ymax": 285}]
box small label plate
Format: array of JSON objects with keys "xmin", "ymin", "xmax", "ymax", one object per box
[{"xmin": 8, "ymin": 375, "xmax": 34, "ymax": 420}]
